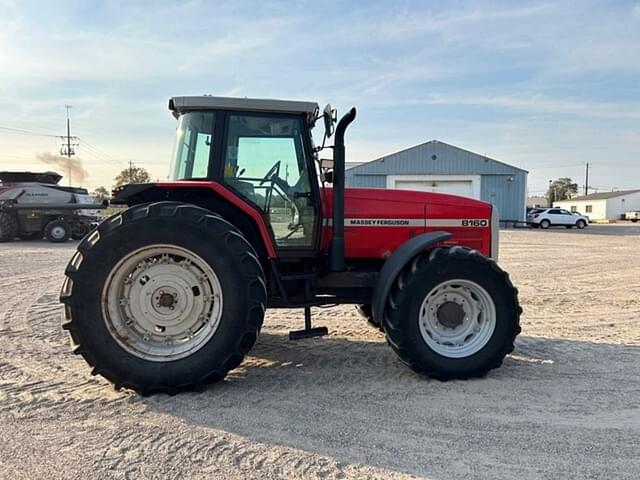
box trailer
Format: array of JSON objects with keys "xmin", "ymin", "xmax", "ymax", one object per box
[{"xmin": 0, "ymin": 171, "xmax": 107, "ymax": 242}]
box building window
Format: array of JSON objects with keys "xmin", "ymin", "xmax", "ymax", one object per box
[
  {"xmin": 585, "ymin": 205, "xmax": 593, "ymax": 213},
  {"xmin": 570, "ymin": 206, "xmax": 577, "ymax": 212}
]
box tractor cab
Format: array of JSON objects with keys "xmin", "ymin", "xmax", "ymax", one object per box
[{"xmin": 167, "ymin": 96, "xmax": 331, "ymax": 250}]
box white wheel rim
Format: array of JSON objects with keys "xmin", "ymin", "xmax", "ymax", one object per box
[
  {"xmin": 418, "ymin": 279, "xmax": 496, "ymax": 358},
  {"xmin": 102, "ymin": 245, "xmax": 223, "ymax": 362},
  {"xmin": 51, "ymin": 226, "xmax": 66, "ymax": 239}
]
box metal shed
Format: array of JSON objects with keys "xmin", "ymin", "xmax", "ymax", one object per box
[{"xmin": 346, "ymin": 140, "xmax": 528, "ymax": 222}]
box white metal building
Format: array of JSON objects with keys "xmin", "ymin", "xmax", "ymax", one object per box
[
  {"xmin": 553, "ymin": 189, "xmax": 640, "ymax": 221},
  {"xmin": 345, "ymin": 140, "xmax": 528, "ymax": 222}
]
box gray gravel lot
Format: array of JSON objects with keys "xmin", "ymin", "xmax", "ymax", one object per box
[{"xmin": 0, "ymin": 230, "xmax": 639, "ymax": 479}]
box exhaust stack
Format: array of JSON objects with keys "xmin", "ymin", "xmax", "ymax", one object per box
[{"xmin": 328, "ymin": 107, "xmax": 357, "ymax": 272}]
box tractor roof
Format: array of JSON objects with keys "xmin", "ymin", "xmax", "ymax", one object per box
[{"xmin": 169, "ymin": 96, "xmax": 319, "ymax": 122}]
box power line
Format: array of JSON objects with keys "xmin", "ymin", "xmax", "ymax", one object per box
[
  {"xmin": 0, "ymin": 125, "xmax": 60, "ymax": 138},
  {"xmin": 77, "ymin": 142, "xmax": 120, "ymax": 165},
  {"xmin": 76, "ymin": 137, "xmax": 126, "ymax": 166}
]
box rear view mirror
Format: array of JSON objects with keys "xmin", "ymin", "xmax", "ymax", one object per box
[
  {"xmin": 320, "ymin": 158, "xmax": 333, "ymax": 184},
  {"xmin": 323, "ymin": 104, "xmax": 334, "ymax": 138},
  {"xmin": 320, "ymin": 158, "xmax": 334, "ymax": 170}
]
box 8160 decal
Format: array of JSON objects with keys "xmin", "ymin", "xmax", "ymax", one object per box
[{"xmin": 461, "ymin": 219, "xmax": 489, "ymax": 227}]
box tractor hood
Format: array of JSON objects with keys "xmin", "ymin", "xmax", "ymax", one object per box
[
  {"xmin": 320, "ymin": 187, "xmax": 493, "ymax": 259},
  {"xmin": 346, "ymin": 186, "xmax": 489, "ymax": 210}
]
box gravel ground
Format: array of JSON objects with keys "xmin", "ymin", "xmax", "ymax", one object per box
[{"xmin": 0, "ymin": 229, "xmax": 639, "ymax": 479}]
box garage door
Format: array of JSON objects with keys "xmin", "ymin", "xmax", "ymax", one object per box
[{"xmin": 393, "ymin": 180, "xmax": 475, "ymax": 198}]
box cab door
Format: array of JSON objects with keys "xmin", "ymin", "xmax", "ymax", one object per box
[{"xmin": 220, "ymin": 113, "xmax": 318, "ymax": 251}]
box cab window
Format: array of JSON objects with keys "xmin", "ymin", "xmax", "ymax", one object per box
[
  {"xmin": 169, "ymin": 112, "xmax": 215, "ymax": 180},
  {"xmin": 223, "ymin": 114, "xmax": 316, "ymax": 248}
]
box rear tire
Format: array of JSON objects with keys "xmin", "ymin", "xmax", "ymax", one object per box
[
  {"xmin": 0, "ymin": 212, "xmax": 18, "ymax": 242},
  {"xmin": 539, "ymin": 219, "xmax": 550, "ymax": 229},
  {"xmin": 45, "ymin": 219, "xmax": 71, "ymax": 242},
  {"xmin": 383, "ymin": 247, "xmax": 521, "ymax": 380},
  {"xmin": 61, "ymin": 202, "xmax": 267, "ymax": 395}
]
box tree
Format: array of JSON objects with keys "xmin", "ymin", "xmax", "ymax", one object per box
[
  {"xmin": 92, "ymin": 186, "xmax": 110, "ymax": 201},
  {"xmin": 113, "ymin": 166, "xmax": 151, "ymax": 188},
  {"xmin": 547, "ymin": 177, "xmax": 578, "ymax": 205}
]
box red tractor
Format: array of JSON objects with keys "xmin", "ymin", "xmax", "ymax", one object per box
[{"xmin": 61, "ymin": 96, "xmax": 521, "ymax": 395}]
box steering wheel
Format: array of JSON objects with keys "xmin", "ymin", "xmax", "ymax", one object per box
[{"xmin": 259, "ymin": 161, "xmax": 281, "ymax": 185}]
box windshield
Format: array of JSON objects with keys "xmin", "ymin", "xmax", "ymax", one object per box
[{"xmin": 169, "ymin": 112, "xmax": 215, "ymax": 180}]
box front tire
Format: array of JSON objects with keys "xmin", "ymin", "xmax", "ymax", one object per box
[
  {"xmin": 576, "ymin": 219, "xmax": 586, "ymax": 229},
  {"xmin": 61, "ymin": 202, "xmax": 267, "ymax": 395},
  {"xmin": 383, "ymin": 247, "xmax": 521, "ymax": 380}
]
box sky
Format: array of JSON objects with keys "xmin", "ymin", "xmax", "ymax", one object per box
[{"xmin": 0, "ymin": 0, "xmax": 639, "ymax": 196}]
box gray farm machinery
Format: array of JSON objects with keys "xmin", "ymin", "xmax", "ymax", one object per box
[{"xmin": 0, "ymin": 171, "xmax": 106, "ymax": 242}]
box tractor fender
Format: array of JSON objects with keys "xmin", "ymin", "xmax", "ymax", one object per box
[
  {"xmin": 371, "ymin": 231, "xmax": 452, "ymax": 326},
  {"xmin": 111, "ymin": 182, "xmax": 276, "ymax": 258}
]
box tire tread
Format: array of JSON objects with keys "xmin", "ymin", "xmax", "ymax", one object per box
[
  {"xmin": 383, "ymin": 247, "xmax": 521, "ymax": 380},
  {"xmin": 61, "ymin": 201, "xmax": 266, "ymax": 395}
]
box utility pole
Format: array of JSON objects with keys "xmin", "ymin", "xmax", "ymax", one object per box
[
  {"xmin": 584, "ymin": 162, "xmax": 590, "ymax": 196},
  {"xmin": 60, "ymin": 105, "xmax": 78, "ymax": 186},
  {"xmin": 128, "ymin": 160, "xmax": 134, "ymax": 183}
]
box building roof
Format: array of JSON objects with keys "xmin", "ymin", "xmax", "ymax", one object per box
[
  {"xmin": 561, "ymin": 189, "xmax": 640, "ymax": 201},
  {"xmin": 347, "ymin": 140, "xmax": 528, "ymax": 176},
  {"xmin": 168, "ymin": 96, "xmax": 319, "ymax": 119}
]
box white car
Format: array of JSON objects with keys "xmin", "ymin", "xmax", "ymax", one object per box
[
  {"xmin": 527, "ymin": 208, "xmax": 589, "ymax": 229},
  {"xmin": 625, "ymin": 211, "xmax": 640, "ymax": 222}
]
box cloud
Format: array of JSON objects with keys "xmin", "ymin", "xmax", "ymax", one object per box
[{"xmin": 377, "ymin": 93, "xmax": 640, "ymax": 120}]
